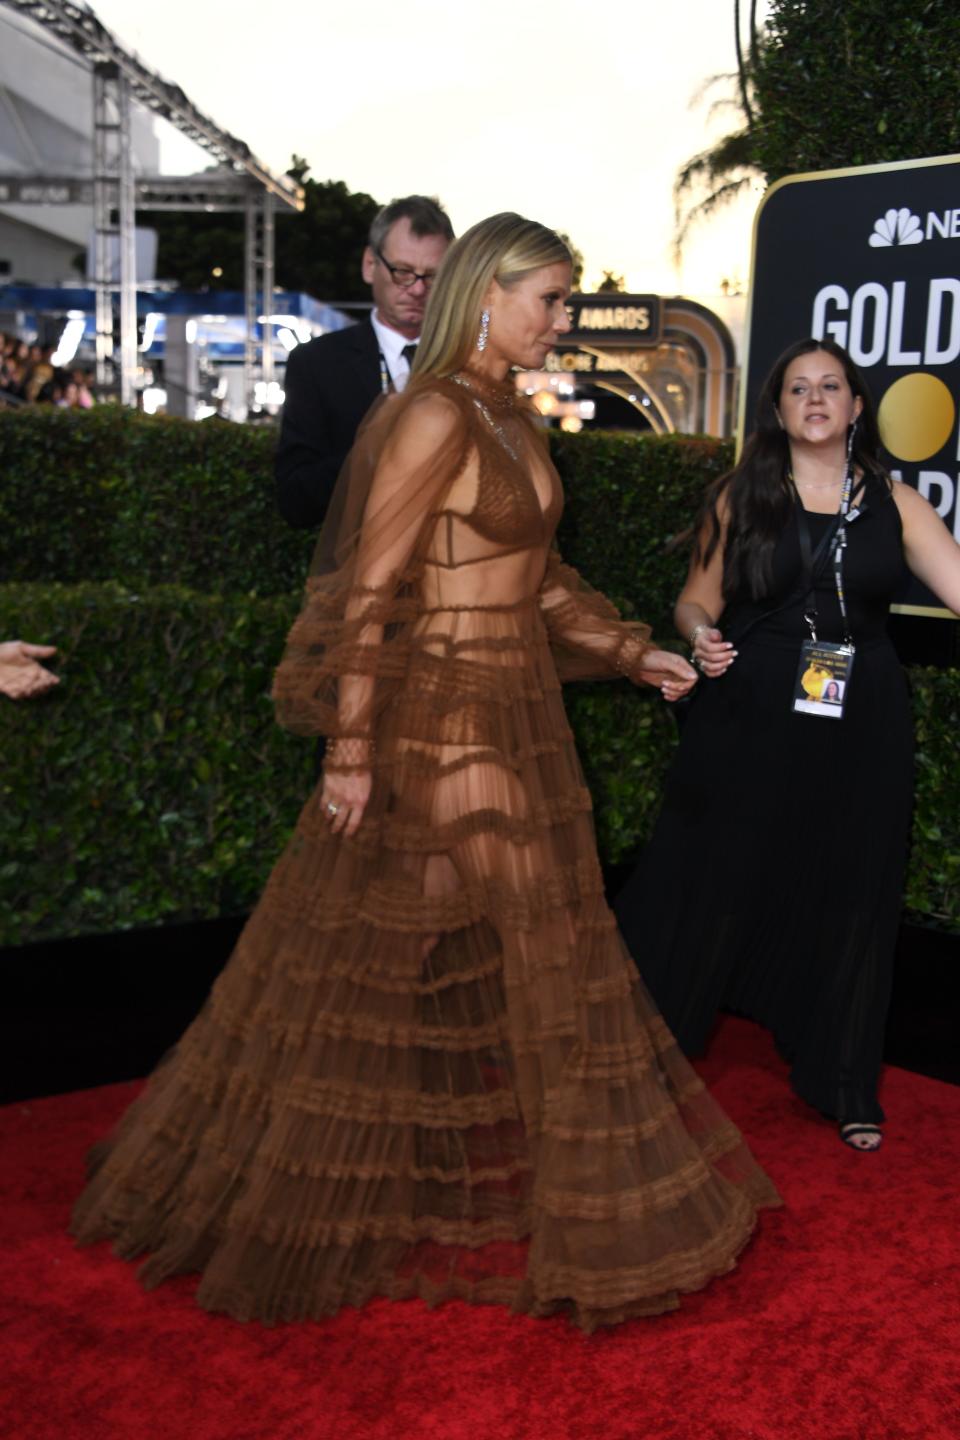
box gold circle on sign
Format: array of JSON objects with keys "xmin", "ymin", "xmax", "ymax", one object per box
[{"xmin": 878, "ymin": 372, "xmax": 956, "ymax": 462}]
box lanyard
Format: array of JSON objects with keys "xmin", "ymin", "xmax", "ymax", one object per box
[
  {"xmin": 794, "ymin": 466, "xmax": 855, "ymax": 646},
  {"xmin": 378, "ymin": 351, "xmax": 390, "ymax": 395}
]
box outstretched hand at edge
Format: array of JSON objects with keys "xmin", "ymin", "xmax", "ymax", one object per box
[{"xmin": 0, "ymin": 641, "xmax": 59, "ymax": 700}]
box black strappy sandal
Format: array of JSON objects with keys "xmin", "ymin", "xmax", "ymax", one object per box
[{"xmin": 839, "ymin": 1122, "xmax": 883, "ymax": 1151}]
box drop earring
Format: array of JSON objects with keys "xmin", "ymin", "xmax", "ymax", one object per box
[
  {"xmin": 846, "ymin": 416, "xmax": 858, "ymax": 464},
  {"xmin": 476, "ymin": 309, "xmax": 490, "ymax": 353}
]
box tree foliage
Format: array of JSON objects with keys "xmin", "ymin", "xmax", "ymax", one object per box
[
  {"xmin": 752, "ymin": 0, "xmax": 960, "ymax": 180},
  {"xmin": 674, "ymin": 0, "xmax": 960, "ymax": 253},
  {"xmin": 557, "ymin": 232, "xmax": 585, "ymax": 289},
  {"xmin": 673, "ymin": 0, "xmax": 762, "ymax": 255},
  {"xmin": 150, "ymin": 157, "xmax": 380, "ymax": 301},
  {"xmin": 673, "ymin": 117, "xmax": 759, "ymax": 258},
  {"xmin": 151, "ymin": 160, "xmax": 585, "ymax": 301},
  {"xmin": 274, "ymin": 158, "xmax": 380, "ymax": 301}
]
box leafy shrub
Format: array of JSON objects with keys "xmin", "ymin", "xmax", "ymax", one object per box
[
  {"xmin": 552, "ymin": 431, "xmax": 732, "ymax": 637},
  {"xmin": 0, "ymin": 408, "xmax": 310, "ymax": 594},
  {"xmin": 0, "ymin": 582, "xmax": 681, "ymax": 945},
  {"xmin": 904, "ymin": 667, "xmax": 960, "ymax": 928},
  {"xmin": 0, "ymin": 583, "xmax": 308, "ymax": 943},
  {"xmin": 2, "ymin": 412, "xmax": 958, "ymax": 943},
  {"xmin": 0, "ymin": 408, "xmax": 729, "ymax": 632},
  {"xmin": 3, "ymin": 582, "xmax": 959, "ymax": 943},
  {"xmin": 753, "ymin": 0, "xmax": 960, "ymax": 181}
]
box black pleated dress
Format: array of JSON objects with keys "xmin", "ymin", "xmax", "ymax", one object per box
[{"xmin": 615, "ymin": 477, "xmax": 912, "ymax": 1125}]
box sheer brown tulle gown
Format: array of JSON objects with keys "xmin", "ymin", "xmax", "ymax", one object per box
[{"xmin": 71, "ymin": 373, "xmax": 779, "ymax": 1331}]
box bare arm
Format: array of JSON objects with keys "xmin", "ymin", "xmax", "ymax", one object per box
[
  {"xmin": 673, "ymin": 508, "xmax": 736, "ymax": 679},
  {"xmin": 893, "ymin": 483, "xmax": 960, "ymax": 615}
]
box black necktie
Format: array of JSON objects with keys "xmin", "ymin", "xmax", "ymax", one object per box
[{"xmin": 401, "ymin": 343, "xmax": 418, "ymax": 371}]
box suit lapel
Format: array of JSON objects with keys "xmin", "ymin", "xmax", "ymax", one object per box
[{"xmin": 342, "ymin": 318, "xmax": 381, "ymax": 401}]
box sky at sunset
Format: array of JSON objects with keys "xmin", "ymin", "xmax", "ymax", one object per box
[{"xmin": 88, "ymin": 0, "xmax": 771, "ymax": 308}]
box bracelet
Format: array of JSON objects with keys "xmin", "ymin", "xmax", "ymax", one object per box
[
  {"xmin": 326, "ymin": 736, "xmax": 375, "ymax": 771},
  {"xmin": 687, "ymin": 622, "xmax": 711, "ymax": 649},
  {"xmin": 613, "ymin": 634, "xmax": 650, "ymax": 681}
]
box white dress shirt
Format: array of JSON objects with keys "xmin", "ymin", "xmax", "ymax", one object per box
[{"xmin": 370, "ymin": 309, "xmax": 418, "ymax": 392}]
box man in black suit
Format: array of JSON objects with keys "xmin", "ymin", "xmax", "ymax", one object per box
[{"xmin": 275, "ymin": 195, "xmax": 454, "ymax": 530}]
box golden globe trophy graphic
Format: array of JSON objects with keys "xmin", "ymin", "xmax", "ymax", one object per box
[
  {"xmin": 742, "ymin": 153, "xmax": 960, "ymax": 617},
  {"xmin": 878, "ymin": 372, "xmax": 955, "ymax": 464},
  {"xmin": 800, "ymin": 662, "xmax": 831, "ymax": 702}
]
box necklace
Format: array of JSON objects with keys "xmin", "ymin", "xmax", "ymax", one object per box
[
  {"xmin": 450, "ymin": 369, "xmax": 516, "ymax": 409},
  {"xmin": 795, "ymin": 478, "xmax": 842, "ymax": 491},
  {"xmin": 450, "ymin": 373, "xmax": 521, "ymax": 460}
]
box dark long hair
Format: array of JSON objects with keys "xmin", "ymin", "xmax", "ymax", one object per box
[{"xmin": 697, "ymin": 337, "xmax": 886, "ymax": 602}]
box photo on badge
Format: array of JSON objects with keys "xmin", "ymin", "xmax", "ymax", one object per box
[{"xmin": 792, "ymin": 640, "xmax": 854, "ymax": 719}]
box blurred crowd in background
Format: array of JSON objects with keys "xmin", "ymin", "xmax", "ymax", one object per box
[{"xmin": 0, "ymin": 333, "xmax": 95, "ymax": 409}]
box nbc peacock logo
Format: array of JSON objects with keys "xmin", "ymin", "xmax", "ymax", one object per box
[{"xmin": 869, "ymin": 208, "xmax": 924, "ymax": 247}]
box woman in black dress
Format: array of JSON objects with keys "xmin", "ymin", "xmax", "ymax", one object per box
[{"xmin": 616, "ymin": 337, "xmax": 960, "ymax": 1151}]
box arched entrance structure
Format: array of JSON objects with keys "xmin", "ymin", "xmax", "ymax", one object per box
[{"xmin": 534, "ymin": 294, "xmax": 737, "ymax": 437}]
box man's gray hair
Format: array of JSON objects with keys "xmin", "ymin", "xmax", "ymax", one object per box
[{"xmin": 368, "ymin": 195, "xmax": 454, "ymax": 254}]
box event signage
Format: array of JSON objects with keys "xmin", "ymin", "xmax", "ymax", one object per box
[
  {"xmin": 0, "ymin": 178, "xmax": 90, "ymax": 204},
  {"xmin": 545, "ymin": 294, "xmax": 663, "ymax": 386},
  {"xmin": 543, "ymin": 347, "xmax": 657, "ymax": 380},
  {"xmin": 743, "ymin": 154, "xmax": 960, "ymax": 615},
  {"xmin": 560, "ymin": 294, "xmax": 662, "ymax": 348}
]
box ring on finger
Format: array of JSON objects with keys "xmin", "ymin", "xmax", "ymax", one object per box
[{"xmin": 326, "ymin": 801, "xmax": 339, "ymax": 817}]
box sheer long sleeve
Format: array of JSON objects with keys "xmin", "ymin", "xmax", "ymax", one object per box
[
  {"xmin": 538, "ymin": 548, "xmax": 652, "ymax": 682},
  {"xmin": 272, "ymin": 387, "xmax": 467, "ymax": 742}
]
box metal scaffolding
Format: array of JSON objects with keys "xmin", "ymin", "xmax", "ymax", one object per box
[
  {"xmin": 245, "ymin": 191, "xmax": 275, "ymax": 399},
  {"xmin": 92, "ymin": 61, "xmax": 136, "ymax": 403},
  {"xmin": 0, "ymin": 0, "xmax": 302, "ymax": 410}
]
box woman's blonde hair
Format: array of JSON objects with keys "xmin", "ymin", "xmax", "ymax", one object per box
[{"xmin": 412, "ymin": 212, "xmax": 571, "ymax": 378}]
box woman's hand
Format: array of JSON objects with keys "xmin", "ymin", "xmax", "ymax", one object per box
[
  {"xmin": 634, "ymin": 648, "xmax": 699, "ymax": 702},
  {"xmin": 0, "ymin": 640, "xmax": 59, "ymax": 699},
  {"xmin": 690, "ymin": 626, "xmax": 736, "ymax": 679},
  {"xmin": 321, "ymin": 739, "xmax": 374, "ymax": 839},
  {"xmin": 320, "ymin": 765, "xmax": 372, "ymax": 839}
]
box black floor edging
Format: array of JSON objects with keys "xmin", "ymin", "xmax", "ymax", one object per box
[{"xmin": 1, "ymin": 915, "xmax": 957, "ymax": 1105}]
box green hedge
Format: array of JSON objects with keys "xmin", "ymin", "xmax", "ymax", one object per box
[
  {"xmin": 905, "ymin": 668, "xmax": 960, "ymax": 927},
  {"xmin": 0, "ymin": 408, "xmax": 310, "ymax": 596},
  {"xmin": 0, "ymin": 583, "xmax": 679, "ymax": 946},
  {"xmin": 3, "ymin": 583, "xmax": 960, "ymax": 945},
  {"xmin": 551, "ymin": 431, "xmax": 731, "ymax": 637},
  {"xmin": 2, "ymin": 411, "xmax": 959, "ymax": 944},
  {"xmin": 0, "ymin": 583, "xmax": 308, "ymax": 944},
  {"xmin": 0, "ymin": 408, "xmax": 728, "ymax": 638},
  {"xmin": 0, "ymin": 411, "xmax": 726, "ymax": 945}
]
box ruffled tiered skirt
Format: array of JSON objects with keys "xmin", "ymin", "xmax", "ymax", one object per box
[{"xmin": 72, "ymin": 599, "xmax": 779, "ymax": 1330}]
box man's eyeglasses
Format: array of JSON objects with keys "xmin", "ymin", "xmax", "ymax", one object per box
[{"xmin": 376, "ymin": 249, "xmax": 437, "ymax": 290}]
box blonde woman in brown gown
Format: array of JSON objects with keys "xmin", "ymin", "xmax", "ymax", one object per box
[{"xmin": 72, "ymin": 214, "xmax": 779, "ymax": 1331}]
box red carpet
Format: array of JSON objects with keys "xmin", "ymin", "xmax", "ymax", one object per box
[{"xmin": 2, "ymin": 1017, "xmax": 958, "ymax": 1440}]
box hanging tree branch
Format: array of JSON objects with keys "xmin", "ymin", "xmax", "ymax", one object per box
[
  {"xmin": 734, "ymin": 0, "xmax": 755, "ymax": 129},
  {"xmin": 672, "ymin": 1, "xmax": 764, "ymax": 259},
  {"xmin": 749, "ymin": 0, "xmax": 759, "ymax": 70}
]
